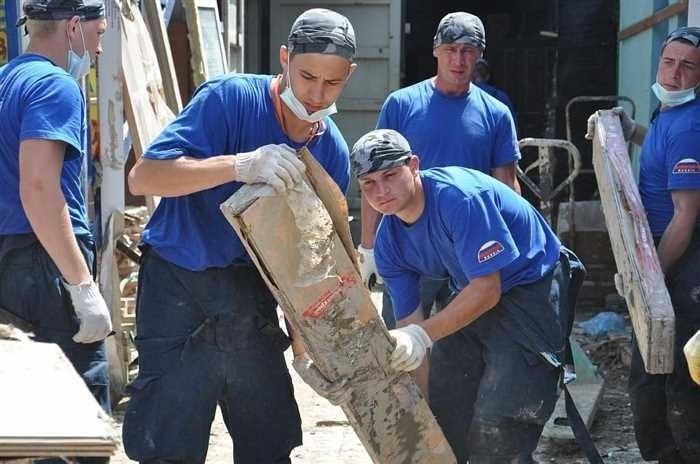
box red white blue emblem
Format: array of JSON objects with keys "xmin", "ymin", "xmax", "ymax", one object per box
[
  {"xmin": 478, "ymin": 240, "xmax": 504, "ymax": 263},
  {"xmin": 672, "ymin": 158, "xmax": 700, "ymax": 174}
]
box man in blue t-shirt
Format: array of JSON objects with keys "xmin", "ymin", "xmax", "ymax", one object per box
[
  {"xmin": 357, "ymin": 12, "xmax": 521, "ymax": 330},
  {"xmin": 473, "ymin": 58, "xmax": 517, "ymax": 122},
  {"xmin": 122, "ymin": 9, "xmax": 356, "ymax": 462},
  {"xmin": 586, "ymin": 26, "xmax": 700, "ymax": 464},
  {"xmin": 351, "ymin": 129, "xmax": 570, "ymax": 463},
  {"xmin": 0, "ymin": 0, "xmax": 111, "ymax": 435}
]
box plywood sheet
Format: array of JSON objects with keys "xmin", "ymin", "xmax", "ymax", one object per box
[{"xmin": 0, "ymin": 341, "xmax": 118, "ymax": 456}]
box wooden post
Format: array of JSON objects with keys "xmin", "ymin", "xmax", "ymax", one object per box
[
  {"xmin": 591, "ymin": 110, "xmax": 675, "ymax": 374},
  {"xmin": 97, "ymin": 0, "xmax": 128, "ymax": 400}
]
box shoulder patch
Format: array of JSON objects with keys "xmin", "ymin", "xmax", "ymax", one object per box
[
  {"xmin": 672, "ymin": 158, "xmax": 700, "ymax": 174},
  {"xmin": 478, "ymin": 240, "xmax": 504, "ymax": 263}
]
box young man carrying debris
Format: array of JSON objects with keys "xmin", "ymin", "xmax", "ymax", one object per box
[
  {"xmin": 586, "ymin": 26, "xmax": 700, "ymax": 464},
  {"xmin": 124, "ymin": 8, "xmax": 356, "ymax": 463},
  {"xmin": 0, "ymin": 0, "xmax": 111, "ymax": 431},
  {"xmin": 357, "ymin": 12, "xmax": 521, "ymax": 330},
  {"xmin": 352, "ymin": 129, "xmax": 572, "ymax": 464}
]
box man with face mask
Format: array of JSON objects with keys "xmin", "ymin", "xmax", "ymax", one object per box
[
  {"xmin": 123, "ymin": 8, "xmax": 356, "ymax": 463},
  {"xmin": 586, "ymin": 26, "xmax": 700, "ymax": 464},
  {"xmin": 358, "ymin": 12, "xmax": 521, "ymax": 339},
  {"xmin": 0, "ymin": 0, "xmax": 111, "ymax": 443}
]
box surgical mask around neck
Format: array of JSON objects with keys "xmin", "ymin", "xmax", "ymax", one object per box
[
  {"xmin": 651, "ymin": 81, "xmax": 697, "ymax": 107},
  {"xmin": 280, "ymin": 60, "xmax": 338, "ymax": 123},
  {"xmin": 67, "ymin": 23, "xmax": 91, "ymax": 80}
]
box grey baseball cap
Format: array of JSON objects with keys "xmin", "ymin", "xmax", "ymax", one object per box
[
  {"xmin": 433, "ymin": 12, "xmax": 486, "ymax": 49},
  {"xmin": 288, "ymin": 8, "xmax": 356, "ymax": 61},
  {"xmin": 351, "ymin": 129, "xmax": 413, "ymax": 178},
  {"xmin": 16, "ymin": 0, "xmax": 104, "ymax": 25}
]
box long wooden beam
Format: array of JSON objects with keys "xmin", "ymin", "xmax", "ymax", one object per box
[
  {"xmin": 591, "ymin": 110, "xmax": 675, "ymax": 374},
  {"xmin": 618, "ymin": 1, "xmax": 688, "ymax": 41}
]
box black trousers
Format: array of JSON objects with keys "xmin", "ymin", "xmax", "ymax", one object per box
[{"xmin": 629, "ymin": 235, "xmax": 700, "ymax": 463}]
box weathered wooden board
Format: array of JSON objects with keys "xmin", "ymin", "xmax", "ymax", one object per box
[
  {"xmin": 0, "ymin": 340, "xmax": 118, "ymax": 456},
  {"xmin": 591, "ymin": 110, "xmax": 675, "ymax": 374},
  {"xmin": 121, "ymin": 0, "xmax": 175, "ymax": 212},
  {"xmin": 142, "ymin": 0, "xmax": 182, "ymax": 114},
  {"xmin": 220, "ymin": 152, "xmax": 455, "ymax": 464}
]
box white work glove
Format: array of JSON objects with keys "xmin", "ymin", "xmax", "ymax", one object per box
[
  {"xmin": 389, "ymin": 324, "xmax": 433, "ymax": 372},
  {"xmin": 63, "ymin": 280, "xmax": 113, "ymax": 344},
  {"xmin": 585, "ymin": 106, "xmax": 636, "ymax": 141},
  {"xmin": 234, "ymin": 144, "xmax": 306, "ymax": 193},
  {"xmin": 357, "ymin": 245, "xmax": 383, "ymax": 288},
  {"xmin": 292, "ymin": 353, "xmax": 352, "ymax": 406}
]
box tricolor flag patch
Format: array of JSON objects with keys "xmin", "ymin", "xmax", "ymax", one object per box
[
  {"xmin": 478, "ymin": 240, "xmax": 504, "ymax": 263},
  {"xmin": 672, "ymin": 158, "xmax": 700, "ymax": 174}
]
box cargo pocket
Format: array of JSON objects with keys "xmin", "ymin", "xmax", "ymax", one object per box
[{"xmin": 122, "ymin": 335, "xmax": 186, "ymax": 460}]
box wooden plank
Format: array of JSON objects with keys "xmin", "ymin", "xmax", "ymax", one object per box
[
  {"xmin": 121, "ymin": 0, "xmax": 175, "ymax": 212},
  {"xmin": 0, "ymin": 341, "xmax": 118, "ymax": 456},
  {"xmin": 142, "ymin": 0, "xmax": 183, "ymax": 114},
  {"xmin": 220, "ymin": 158, "xmax": 456, "ymax": 464},
  {"xmin": 591, "ymin": 110, "xmax": 675, "ymax": 374},
  {"xmin": 181, "ymin": 0, "xmax": 207, "ymax": 87},
  {"xmin": 618, "ymin": 1, "xmax": 688, "ymax": 41}
]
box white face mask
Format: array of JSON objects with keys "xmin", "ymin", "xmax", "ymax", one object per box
[
  {"xmin": 280, "ymin": 58, "xmax": 338, "ymax": 123},
  {"xmin": 67, "ymin": 22, "xmax": 91, "ymax": 80},
  {"xmin": 651, "ymin": 81, "xmax": 697, "ymax": 107}
]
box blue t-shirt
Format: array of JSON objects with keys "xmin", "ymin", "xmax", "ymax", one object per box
[
  {"xmin": 375, "ymin": 167, "xmax": 561, "ymax": 320},
  {"xmin": 376, "ymin": 79, "xmax": 520, "ymax": 172},
  {"xmin": 639, "ymin": 99, "xmax": 700, "ymax": 237},
  {"xmin": 142, "ymin": 74, "xmax": 351, "ymax": 271},
  {"xmin": 0, "ymin": 54, "xmax": 89, "ymax": 236},
  {"xmin": 475, "ymin": 82, "xmax": 517, "ymax": 122}
]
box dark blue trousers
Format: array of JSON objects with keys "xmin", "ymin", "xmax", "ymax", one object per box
[
  {"xmin": 122, "ymin": 248, "xmax": 302, "ymax": 463},
  {"xmin": 0, "ymin": 233, "xmax": 111, "ymax": 464},
  {"xmin": 429, "ymin": 256, "xmax": 569, "ymax": 464},
  {"xmin": 629, "ymin": 235, "xmax": 700, "ymax": 463}
]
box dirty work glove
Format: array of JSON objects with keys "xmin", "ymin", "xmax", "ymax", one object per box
[
  {"xmin": 63, "ymin": 280, "xmax": 113, "ymax": 344},
  {"xmin": 585, "ymin": 106, "xmax": 636, "ymax": 141},
  {"xmin": 234, "ymin": 144, "xmax": 306, "ymax": 192},
  {"xmin": 389, "ymin": 324, "xmax": 433, "ymax": 372},
  {"xmin": 292, "ymin": 353, "xmax": 352, "ymax": 406},
  {"xmin": 357, "ymin": 245, "xmax": 383, "ymax": 288}
]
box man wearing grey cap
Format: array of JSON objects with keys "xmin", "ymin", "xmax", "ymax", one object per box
[
  {"xmin": 358, "ymin": 11, "xmax": 521, "ymax": 333},
  {"xmin": 0, "ymin": 0, "xmax": 111, "ymax": 444},
  {"xmin": 586, "ymin": 26, "xmax": 700, "ymax": 463},
  {"xmin": 352, "ymin": 128, "xmax": 572, "ymax": 463},
  {"xmin": 123, "ymin": 8, "xmax": 356, "ymax": 462}
]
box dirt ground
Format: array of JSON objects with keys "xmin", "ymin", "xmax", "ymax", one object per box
[{"xmin": 109, "ymin": 300, "xmax": 644, "ymax": 464}]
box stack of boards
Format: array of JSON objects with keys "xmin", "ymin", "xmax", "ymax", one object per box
[{"xmin": 0, "ymin": 340, "xmax": 118, "ymax": 457}]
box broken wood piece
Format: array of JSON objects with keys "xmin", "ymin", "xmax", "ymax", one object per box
[
  {"xmin": 221, "ymin": 159, "xmax": 456, "ymax": 463},
  {"xmin": 591, "ymin": 109, "xmax": 675, "ymax": 374}
]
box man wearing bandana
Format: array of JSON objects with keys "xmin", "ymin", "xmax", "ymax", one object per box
[
  {"xmin": 587, "ymin": 26, "xmax": 700, "ymax": 464},
  {"xmin": 358, "ymin": 12, "xmax": 521, "ymax": 334},
  {"xmin": 351, "ymin": 129, "xmax": 571, "ymax": 463},
  {"xmin": 0, "ymin": 0, "xmax": 111, "ymax": 449},
  {"xmin": 123, "ymin": 8, "xmax": 356, "ymax": 463}
]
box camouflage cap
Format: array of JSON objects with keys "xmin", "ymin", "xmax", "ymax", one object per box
[
  {"xmin": 351, "ymin": 129, "xmax": 413, "ymax": 178},
  {"xmin": 288, "ymin": 8, "xmax": 356, "ymax": 61},
  {"xmin": 663, "ymin": 26, "xmax": 700, "ymax": 49},
  {"xmin": 16, "ymin": 0, "xmax": 104, "ymax": 25},
  {"xmin": 433, "ymin": 12, "xmax": 486, "ymax": 49}
]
